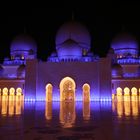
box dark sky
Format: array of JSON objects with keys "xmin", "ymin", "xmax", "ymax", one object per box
[{"xmin": 0, "ymin": 1, "xmax": 140, "ymax": 61}]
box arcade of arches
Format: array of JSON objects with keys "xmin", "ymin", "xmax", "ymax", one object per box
[
  {"xmin": 45, "ymin": 77, "xmax": 140, "ymax": 102},
  {"xmin": 112, "ymin": 87, "xmax": 140, "ymax": 101},
  {"xmin": 45, "ymin": 77, "xmax": 91, "ymax": 102},
  {"xmin": 0, "ymin": 87, "xmax": 24, "ymax": 101}
]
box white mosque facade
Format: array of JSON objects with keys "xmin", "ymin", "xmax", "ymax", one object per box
[{"xmin": 0, "ymin": 21, "xmax": 140, "ymax": 101}]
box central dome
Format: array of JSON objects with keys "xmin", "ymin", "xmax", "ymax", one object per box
[{"xmin": 55, "ymin": 21, "xmax": 91, "ymax": 51}]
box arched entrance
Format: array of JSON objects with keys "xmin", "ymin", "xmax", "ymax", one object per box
[
  {"xmin": 131, "ymin": 87, "xmax": 138, "ymax": 101},
  {"xmin": 9, "ymin": 87, "xmax": 15, "ymax": 101},
  {"xmin": 45, "ymin": 83, "xmax": 53, "ymax": 102},
  {"xmin": 59, "ymin": 77, "xmax": 76, "ymax": 101},
  {"xmin": 124, "ymin": 87, "xmax": 130, "ymax": 101},
  {"xmin": 82, "ymin": 83, "xmax": 90, "ymax": 102},
  {"xmin": 116, "ymin": 87, "xmax": 123, "ymax": 101}
]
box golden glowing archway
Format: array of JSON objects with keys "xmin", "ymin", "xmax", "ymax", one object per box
[
  {"xmin": 16, "ymin": 88, "xmax": 23, "ymax": 101},
  {"xmin": 116, "ymin": 87, "xmax": 122, "ymax": 96},
  {"xmin": 2, "ymin": 87, "xmax": 8, "ymax": 100},
  {"xmin": 131, "ymin": 87, "xmax": 137, "ymax": 96},
  {"xmin": 124, "ymin": 87, "xmax": 130, "ymax": 101},
  {"xmin": 82, "ymin": 83, "xmax": 90, "ymax": 102},
  {"xmin": 124, "ymin": 87, "xmax": 130, "ymax": 96},
  {"xmin": 45, "ymin": 83, "xmax": 53, "ymax": 102},
  {"xmin": 9, "ymin": 87, "xmax": 15, "ymax": 101},
  {"xmin": 131, "ymin": 87, "xmax": 138, "ymax": 101},
  {"xmin": 116, "ymin": 87, "xmax": 123, "ymax": 101},
  {"xmin": 59, "ymin": 77, "xmax": 76, "ymax": 101}
]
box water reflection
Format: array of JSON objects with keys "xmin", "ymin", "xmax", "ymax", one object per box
[
  {"xmin": 59, "ymin": 101, "xmax": 76, "ymax": 128},
  {"xmin": 116, "ymin": 101, "xmax": 123, "ymax": 118},
  {"xmin": 0, "ymin": 98, "xmax": 24, "ymax": 116},
  {"xmin": 8, "ymin": 100, "xmax": 14, "ymax": 116},
  {"xmin": 132, "ymin": 101, "xmax": 139, "ymax": 117},
  {"xmin": 45, "ymin": 101, "xmax": 52, "ymax": 120},
  {"xmin": 124, "ymin": 101, "xmax": 131, "ymax": 116},
  {"xmin": 83, "ymin": 101, "xmax": 90, "ymax": 121},
  {"xmin": 112, "ymin": 100, "xmax": 139, "ymax": 119},
  {"xmin": 1, "ymin": 100, "xmax": 8, "ymax": 116}
]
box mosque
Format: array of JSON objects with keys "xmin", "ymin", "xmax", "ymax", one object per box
[{"xmin": 0, "ymin": 21, "xmax": 140, "ymax": 102}]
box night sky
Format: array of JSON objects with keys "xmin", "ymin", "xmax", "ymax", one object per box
[{"xmin": 0, "ymin": 1, "xmax": 140, "ymax": 61}]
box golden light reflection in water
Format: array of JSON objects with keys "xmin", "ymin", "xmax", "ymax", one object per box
[
  {"xmin": 0, "ymin": 97, "xmax": 24, "ymax": 116},
  {"xmin": 132, "ymin": 101, "xmax": 139, "ymax": 117},
  {"xmin": 8, "ymin": 100, "xmax": 15, "ymax": 116},
  {"xmin": 124, "ymin": 95, "xmax": 130, "ymax": 102},
  {"xmin": 124, "ymin": 101, "xmax": 131, "ymax": 116},
  {"xmin": 83, "ymin": 101, "xmax": 90, "ymax": 121},
  {"xmin": 15, "ymin": 100, "xmax": 23, "ymax": 115},
  {"xmin": 45, "ymin": 101, "xmax": 52, "ymax": 120},
  {"xmin": 1, "ymin": 100, "xmax": 8, "ymax": 116},
  {"xmin": 112, "ymin": 100, "xmax": 139, "ymax": 119},
  {"xmin": 116, "ymin": 101, "xmax": 123, "ymax": 118},
  {"xmin": 59, "ymin": 101, "xmax": 76, "ymax": 128}
]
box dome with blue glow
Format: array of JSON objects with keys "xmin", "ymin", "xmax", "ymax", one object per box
[
  {"xmin": 10, "ymin": 34, "xmax": 37, "ymax": 59},
  {"xmin": 55, "ymin": 21, "xmax": 91, "ymax": 52},
  {"xmin": 111, "ymin": 33, "xmax": 139, "ymax": 58},
  {"xmin": 57, "ymin": 39, "xmax": 82, "ymax": 58}
]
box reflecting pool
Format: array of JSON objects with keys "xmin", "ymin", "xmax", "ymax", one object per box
[{"xmin": 0, "ymin": 100, "xmax": 140, "ymax": 140}]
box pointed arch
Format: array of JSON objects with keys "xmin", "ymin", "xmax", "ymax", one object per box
[
  {"xmin": 82, "ymin": 83, "xmax": 90, "ymax": 102},
  {"xmin": 9, "ymin": 87, "xmax": 15, "ymax": 101},
  {"xmin": 131, "ymin": 87, "xmax": 138, "ymax": 101},
  {"xmin": 59, "ymin": 77, "xmax": 76, "ymax": 101},
  {"xmin": 131, "ymin": 87, "xmax": 137, "ymax": 96},
  {"xmin": 45, "ymin": 83, "xmax": 53, "ymax": 102},
  {"xmin": 124, "ymin": 87, "xmax": 130, "ymax": 101},
  {"xmin": 116, "ymin": 87, "xmax": 123, "ymax": 101}
]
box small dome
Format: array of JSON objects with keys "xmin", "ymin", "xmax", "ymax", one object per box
[
  {"xmin": 17, "ymin": 64, "xmax": 25, "ymax": 78},
  {"xmin": 56, "ymin": 21, "xmax": 91, "ymax": 51},
  {"xmin": 111, "ymin": 33, "xmax": 139, "ymax": 57},
  {"xmin": 112, "ymin": 64, "xmax": 123, "ymax": 78},
  {"xmin": 57, "ymin": 39, "xmax": 82, "ymax": 58},
  {"xmin": 10, "ymin": 34, "xmax": 37, "ymax": 59}
]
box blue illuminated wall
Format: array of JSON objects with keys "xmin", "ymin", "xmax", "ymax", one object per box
[
  {"xmin": 25, "ymin": 59, "xmax": 38, "ymax": 100},
  {"xmin": 25, "ymin": 58, "xmax": 111, "ymax": 101},
  {"xmin": 99, "ymin": 58, "xmax": 112, "ymax": 100}
]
